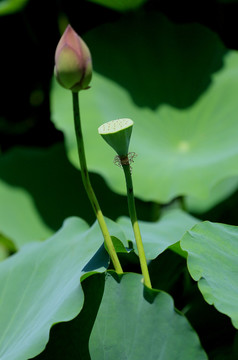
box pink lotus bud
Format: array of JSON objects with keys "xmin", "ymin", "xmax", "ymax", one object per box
[{"xmin": 54, "ymin": 24, "xmax": 92, "ymax": 92}]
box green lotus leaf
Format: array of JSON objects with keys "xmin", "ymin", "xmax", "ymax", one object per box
[
  {"xmin": 30, "ymin": 273, "xmax": 106, "ymax": 360},
  {"xmin": 89, "ymin": 272, "xmax": 208, "ymax": 359},
  {"xmin": 0, "ymin": 217, "xmax": 108, "ymax": 360},
  {"xmin": 181, "ymin": 221, "xmax": 238, "ymax": 328}
]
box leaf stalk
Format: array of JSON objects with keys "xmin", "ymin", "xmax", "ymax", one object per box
[
  {"xmin": 72, "ymin": 92, "xmax": 123, "ymax": 274},
  {"xmin": 121, "ymin": 158, "xmax": 152, "ymax": 288}
]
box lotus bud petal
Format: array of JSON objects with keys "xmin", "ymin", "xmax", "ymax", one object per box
[
  {"xmin": 98, "ymin": 118, "xmax": 134, "ymax": 156},
  {"xmin": 54, "ymin": 24, "xmax": 92, "ymax": 92}
]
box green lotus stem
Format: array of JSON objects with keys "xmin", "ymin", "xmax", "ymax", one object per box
[
  {"xmin": 121, "ymin": 158, "xmax": 152, "ymax": 289},
  {"xmin": 72, "ymin": 92, "xmax": 123, "ymax": 274}
]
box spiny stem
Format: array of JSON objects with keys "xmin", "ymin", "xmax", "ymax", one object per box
[
  {"xmin": 72, "ymin": 92, "xmax": 123, "ymax": 274},
  {"xmin": 122, "ymin": 160, "xmax": 152, "ymax": 288}
]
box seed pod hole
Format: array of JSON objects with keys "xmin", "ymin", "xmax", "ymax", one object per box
[{"xmin": 98, "ymin": 118, "xmax": 134, "ymax": 135}]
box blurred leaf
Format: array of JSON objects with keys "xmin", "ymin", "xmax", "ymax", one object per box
[
  {"xmin": 89, "ymin": 272, "xmax": 208, "ymax": 359},
  {"xmin": 0, "ymin": 217, "xmax": 108, "ymax": 360},
  {"xmin": 0, "ymin": 0, "xmax": 29, "ymax": 15},
  {"xmin": 110, "ymin": 236, "xmax": 128, "ymax": 253},
  {"xmin": 169, "ymin": 241, "xmax": 187, "ymax": 257},
  {"xmin": 51, "ymin": 12, "xmax": 238, "ymax": 209},
  {"xmin": 0, "ymin": 244, "xmax": 8, "ymax": 261},
  {"xmin": 86, "ymin": 0, "xmax": 147, "ymax": 11},
  {"xmin": 0, "ymin": 144, "xmax": 93, "ymax": 233},
  {"xmin": 186, "ymin": 176, "xmax": 238, "ymax": 213},
  {"xmin": 117, "ymin": 208, "xmax": 199, "ymax": 259},
  {"xmin": 0, "ymin": 144, "xmax": 135, "ymax": 248},
  {"xmin": 0, "ymin": 179, "xmax": 53, "ymax": 249},
  {"xmin": 181, "ymin": 221, "xmax": 238, "ymax": 328},
  {"xmin": 0, "ymin": 233, "xmax": 16, "ymax": 260}
]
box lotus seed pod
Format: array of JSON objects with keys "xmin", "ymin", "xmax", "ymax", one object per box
[
  {"xmin": 54, "ymin": 24, "xmax": 92, "ymax": 92},
  {"xmin": 98, "ymin": 118, "xmax": 134, "ymax": 156}
]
